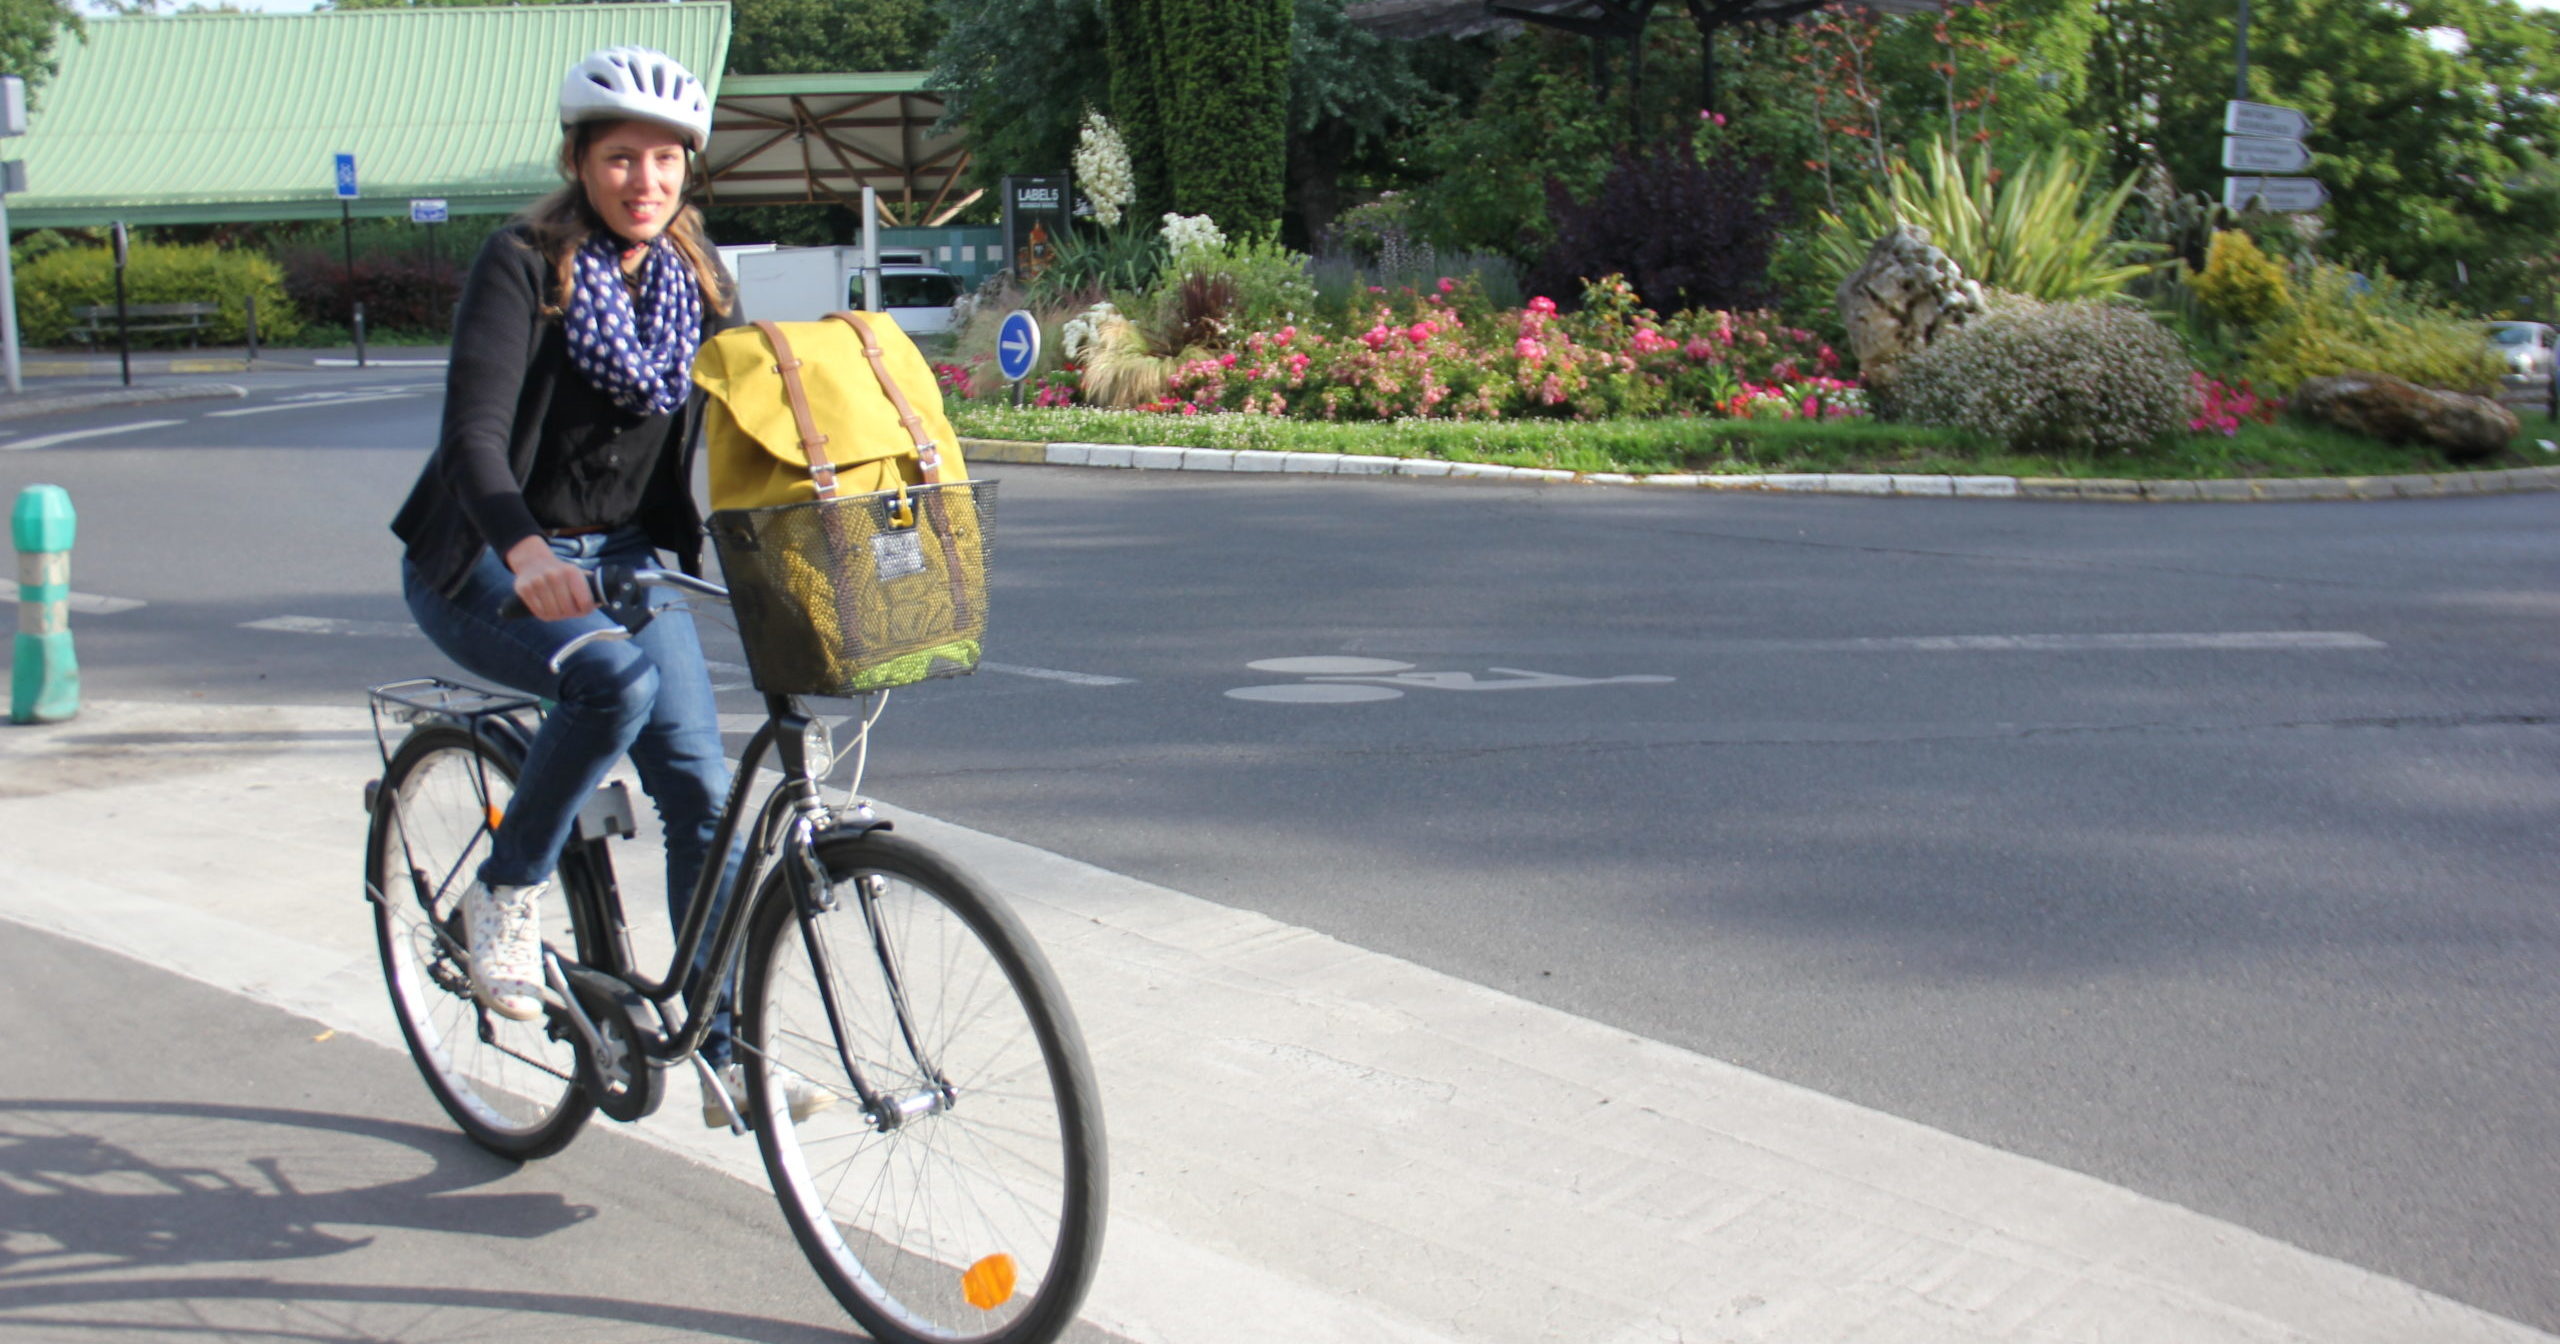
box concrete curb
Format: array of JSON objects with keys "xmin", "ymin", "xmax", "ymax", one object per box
[
  {"xmin": 961, "ymin": 437, "xmax": 2560, "ymax": 502},
  {"xmin": 0, "ymin": 382, "xmax": 249, "ymax": 422}
]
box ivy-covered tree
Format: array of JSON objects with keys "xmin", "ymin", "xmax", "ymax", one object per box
[
  {"xmin": 1104, "ymin": 0, "xmax": 1171, "ymax": 225},
  {"xmin": 1155, "ymin": 0, "xmax": 1290, "ymax": 236}
]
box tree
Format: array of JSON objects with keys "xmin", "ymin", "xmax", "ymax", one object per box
[
  {"xmin": 2082, "ymin": 0, "xmax": 2560, "ymax": 300},
  {"xmin": 926, "ymin": 0, "xmax": 1113, "ymax": 197},
  {"xmin": 0, "ymin": 0, "xmax": 79, "ymax": 96},
  {"xmin": 727, "ymin": 0, "xmax": 942, "ymax": 76}
]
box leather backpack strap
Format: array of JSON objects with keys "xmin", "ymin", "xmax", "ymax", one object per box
[
  {"xmin": 824, "ymin": 311, "xmax": 943, "ymax": 485},
  {"xmin": 753, "ymin": 319, "xmax": 843, "ymax": 500}
]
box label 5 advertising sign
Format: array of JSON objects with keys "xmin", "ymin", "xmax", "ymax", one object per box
[{"xmin": 1001, "ymin": 174, "xmax": 1073, "ymax": 280}]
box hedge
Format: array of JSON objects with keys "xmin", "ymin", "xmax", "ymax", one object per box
[{"xmin": 15, "ymin": 243, "xmax": 303, "ymax": 347}]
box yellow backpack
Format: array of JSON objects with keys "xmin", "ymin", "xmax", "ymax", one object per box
[
  {"xmin": 692, "ymin": 311, "xmax": 968, "ymax": 509},
  {"xmin": 692, "ymin": 313, "xmax": 989, "ymax": 695}
]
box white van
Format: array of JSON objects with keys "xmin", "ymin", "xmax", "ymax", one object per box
[{"xmin": 715, "ymin": 244, "xmax": 963, "ymax": 339}]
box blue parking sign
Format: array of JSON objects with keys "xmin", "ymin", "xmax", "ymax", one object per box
[{"xmin": 333, "ymin": 152, "xmax": 358, "ymax": 200}]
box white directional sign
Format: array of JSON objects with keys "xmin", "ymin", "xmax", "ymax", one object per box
[
  {"xmin": 2224, "ymin": 175, "xmax": 2330, "ymax": 212},
  {"xmin": 2226, "ymin": 99, "xmax": 2311, "ymax": 140},
  {"xmin": 2223, "ymin": 135, "xmax": 2313, "ymax": 173}
]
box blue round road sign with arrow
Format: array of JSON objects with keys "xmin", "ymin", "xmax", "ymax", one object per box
[{"xmin": 997, "ymin": 310, "xmax": 1041, "ymax": 383}]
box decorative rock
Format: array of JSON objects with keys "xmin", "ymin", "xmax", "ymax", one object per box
[
  {"xmin": 2290, "ymin": 371, "xmax": 2519, "ymax": 463},
  {"xmin": 1836, "ymin": 225, "xmax": 1987, "ymax": 416}
]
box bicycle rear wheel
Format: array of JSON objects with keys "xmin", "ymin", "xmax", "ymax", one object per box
[
  {"xmin": 368, "ymin": 724, "xmax": 593, "ymax": 1160},
  {"xmin": 741, "ymin": 831, "xmax": 1106, "ymax": 1344}
]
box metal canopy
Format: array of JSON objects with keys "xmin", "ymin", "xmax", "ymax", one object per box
[
  {"xmin": 7, "ymin": 4, "xmax": 732, "ymax": 227},
  {"xmin": 698, "ymin": 72, "xmax": 979, "ymax": 227}
]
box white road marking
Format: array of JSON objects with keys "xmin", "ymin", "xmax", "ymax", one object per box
[
  {"xmin": 240, "ymin": 615, "xmax": 420, "ymax": 638},
  {"xmin": 314, "ymin": 356, "xmax": 448, "ymax": 367},
  {"xmin": 206, "ymin": 391, "xmax": 426, "ymax": 418},
  {"xmin": 1232, "ymin": 660, "xmax": 1676, "ymax": 702},
  {"xmin": 1808, "ymin": 630, "xmax": 2389, "ymax": 653},
  {"xmin": 979, "ymin": 660, "xmax": 1135, "ymax": 686},
  {"xmin": 1229, "ymin": 682, "xmax": 1405, "ymax": 704},
  {"xmin": 1, "ymin": 419, "xmax": 181, "ymax": 451},
  {"xmin": 2, "ymin": 698, "xmax": 2549, "ymax": 1344},
  {"xmin": 1250, "ymin": 656, "xmax": 1416, "ymax": 675},
  {"xmin": 0, "ymin": 590, "xmax": 146, "ymax": 614}
]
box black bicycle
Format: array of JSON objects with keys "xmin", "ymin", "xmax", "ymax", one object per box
[{"xmin": 362, "ymin": 565, "xmax": 1105, "ymax": 1344}]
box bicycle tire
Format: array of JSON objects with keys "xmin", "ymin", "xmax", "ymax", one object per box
[
  {"xmin": 368, "ymin": 723, "xmax": 595, "ymax": 1160},
  {"xmin": 740, "ymin": 830, "xmax": 1107, "ymax": 1344}
]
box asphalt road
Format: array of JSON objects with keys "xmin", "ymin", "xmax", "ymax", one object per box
[{"xmin": 6, "ymin": 373, "xmax": 2557, "ymax": 1332}]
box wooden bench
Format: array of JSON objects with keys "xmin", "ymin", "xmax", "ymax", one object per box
[{"xmin": 67, "ymin": 302, "xmax": 219, "ymax": 347}]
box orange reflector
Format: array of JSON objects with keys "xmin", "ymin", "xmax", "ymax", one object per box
[
  {"xmin": 961, "ymin": 1253, "xmax": 1017, "ymax": 1311},
  {"xmin": 486, "ymin": 804, "xmax": 505, "ymax": 831}
]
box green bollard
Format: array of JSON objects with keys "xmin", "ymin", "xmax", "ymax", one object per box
[{"xmin": 11, "ymin": 484, "xmax": 79, "ymax": 724}]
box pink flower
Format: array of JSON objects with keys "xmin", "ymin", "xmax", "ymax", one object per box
[
  {"xmin": 1361, "ymin": 326, "xmax": 1392, "ymax": 351},
  {"xmin": 1181, "ymin": 402, "xmax": 1199, "ymax": 417},
  {"xmin": 1527, "ymin": 295, "xmax": 1559, "ymax": 316},
  {"xmin": 1219, "ymin": 351, "xmax": 1238, "ymax": 367},
  {"xmin": 1515, "ymin": 337, "xmax": 1546, "ymax": 361},
  {"xmin": 1407, "ymin": 322, "xmax": 1433, "ymax": 344},
  {"xmin": 1369, "ymin": 286, "xmax": 1386, "ymax": 295},
  {"xmin": 1699, "ymin": 110, "xmax": 1727, "ymax": 127},
  {"xmin": 1279, "ymin": 325, "xmax": 1297, "ymax": 344},
  {"xmin": 1683, "ymin": 337, "xmax": 1715, "ymax": 362},
  {"xmin": 1437, "ymin": 276, "xmax": 1457, "ymax": 294}
]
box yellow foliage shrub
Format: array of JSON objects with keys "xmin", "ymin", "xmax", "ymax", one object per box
[{"xmin": 2189, "ymin": 231, "xmax": 2289, "ymax": 328}]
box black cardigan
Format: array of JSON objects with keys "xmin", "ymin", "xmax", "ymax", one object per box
[{"xmin": 392, "ymin": 223, "xmax": 739, "ymax": 598}]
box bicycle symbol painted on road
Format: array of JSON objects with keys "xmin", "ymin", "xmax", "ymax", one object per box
[{"xmin": 1226, "ymin": 656, "xmax": 1673, "ymax": 703}]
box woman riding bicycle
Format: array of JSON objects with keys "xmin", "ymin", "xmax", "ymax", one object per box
[{"xmin": 389, "ymin": 46, "xmax": 815, "ymax": 1127}]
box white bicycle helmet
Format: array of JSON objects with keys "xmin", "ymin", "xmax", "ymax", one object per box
[{"xmin": 558, "ymin": 47, "xmax": 712, "ymax": 151}]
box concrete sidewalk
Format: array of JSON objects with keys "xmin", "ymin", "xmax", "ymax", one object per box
[{"xmin": 1, "ymin": 698, "xmax": 2549, "ymax": 1344}]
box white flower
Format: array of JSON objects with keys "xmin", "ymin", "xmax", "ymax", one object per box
[
  {"xmin": 1073, "ymin": 108, "xmax": 1136, "ymax": 229},
  {"xmin": 1060, "ymin": 300, "xmax": 1121, "ymax": 363},
  {"xmin": 1160, "ymin": 212, "xmax": 1226, "ymax": 261}
]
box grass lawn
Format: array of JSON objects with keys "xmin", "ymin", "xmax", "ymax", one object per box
[{"xmin": 949, "ymin": 404, "xmax": 2553, "ymax": 481}]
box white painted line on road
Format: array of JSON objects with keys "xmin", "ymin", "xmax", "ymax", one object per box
[
  {"xmin": 2, "ymin": 698, "xmax": 2550, "ymax": 1344},
  {"xmin": 979, "ymin": 660, "xmax": 1135, "ymax": 686},
  {"xmin": 1815, "ymin": 630, "xmax": 2387, "ymax": 653},
  {"xmin": 240, "ymin": 615, "xmax": 421, "ymax": 638},
  {"xmin": 1, "ymin": 419, "xmax": 181, "ymax": 451},
  {"xmin": 206, "ymin": 391, "xmax": 426, "ymax": 418},
  {"xmin": 0, "ymin": 590, "xmax": 146, "ymax": 614},
  {"xmin": 314, "ymin": 357, "xmax": 448, "ymax": 367}
]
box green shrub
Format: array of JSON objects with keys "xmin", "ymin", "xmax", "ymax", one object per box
[
  {"xmin": 16, "ymin": 243, "xmax": 302, "ymax": 347},
  {"xmin": 2242, "ymin": 264, "xmax": 2502, "ymax": 394},
  {"xmin": 1168, "ymin": 231, "xmax": 1316, "ymax": 336},
  {"xmin": 2189, "ymin": 230, "xmax": 2289, "ymax": 328},
  {"xmin": 1897, "ymin": 296, "xmax": 2192, "ymax": 455}
]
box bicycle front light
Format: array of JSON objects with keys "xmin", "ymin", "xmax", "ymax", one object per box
[{"xmin": 801, "ymin": 717, "xmax": 836, "ymax": 778}]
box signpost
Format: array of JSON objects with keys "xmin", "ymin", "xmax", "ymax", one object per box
[
  {"xmin": 335, "ymin": 153, "xmax": 365, "ymax": 368},
  {"xmin": 2221, "ymin": 100, "xmax": 2321, "ymax": 214},
  {"xmin": 996, "ymin": 309, "xmax": 1041, "ymax": 407},
  {"xmin": 0, "ymin": 74, "xmax": 26, "ymax": 394},
  {"xmin": 411, "ymin": 199, "xmax": 447, "ymax": 333},
  {"xmin": 110, "ymin": 222, "xmax": 130, "ymax": 388}
]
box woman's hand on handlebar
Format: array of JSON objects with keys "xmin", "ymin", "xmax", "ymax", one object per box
[{"xmin": 503, "ymin": 535, "xmax": 599, "ymax": 622}]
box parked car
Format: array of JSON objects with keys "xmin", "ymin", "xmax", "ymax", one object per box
[{"xmin": 2486, "ymin": 320, "xmax": 2555, "ymax": 401}]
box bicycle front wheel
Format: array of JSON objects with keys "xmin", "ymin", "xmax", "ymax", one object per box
[
  {"xmin": 741, "ymin": 831, "xmax": 1106, "ymax": 1344},
  {"xmin": 368, "ymin": 724, "xmax": 593, "ymax": 1160}
]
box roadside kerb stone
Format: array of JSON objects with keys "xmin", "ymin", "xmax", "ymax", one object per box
[
  {"xmin": 0, "ymin": 382, "xmax": 247, "ymax": 422},
  {"xmin": 959, "ymin": 438, "xmax": 2560, "ymax": 502}
]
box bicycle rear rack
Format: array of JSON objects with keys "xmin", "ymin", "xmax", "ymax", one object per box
[{"xmin": 366, "ymin": 676, "xmax": 542, "ymax": 773}]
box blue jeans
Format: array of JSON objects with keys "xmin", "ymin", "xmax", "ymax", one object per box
[{"xmin": 403, "ymin": 529, "xmax": 744, "ymax": 1064}]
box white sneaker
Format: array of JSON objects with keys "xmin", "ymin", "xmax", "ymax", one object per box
[
  {"xmin": 463, "ymin": 880, "xmax": 547, "ymax": 1022},
  {"xmin": 703, "ymin": 1061, "xmax": 841, "ymax": 1129}
]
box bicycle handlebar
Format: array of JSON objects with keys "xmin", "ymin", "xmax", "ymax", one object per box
[
  {"xmin": 497, "ymin": 565, "xmax": 731, "ymax": 624},
  {"xmin": 497, "ymin": 565, "xmax": 733, "ymax": 675}
]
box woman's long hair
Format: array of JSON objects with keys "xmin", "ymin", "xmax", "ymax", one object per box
[{"xmin": 521, "ymin": 121, "xmax": 734, "ymax": 319}]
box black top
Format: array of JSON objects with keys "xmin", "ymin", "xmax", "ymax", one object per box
[{"xmin": 391, "ymin": 222, "xmax": 739, "ymax": 598}]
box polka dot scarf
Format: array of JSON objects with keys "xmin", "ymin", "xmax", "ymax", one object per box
[{"xmin": 562, "ymin": 234, "xmax": 703, "ymax": 418}]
